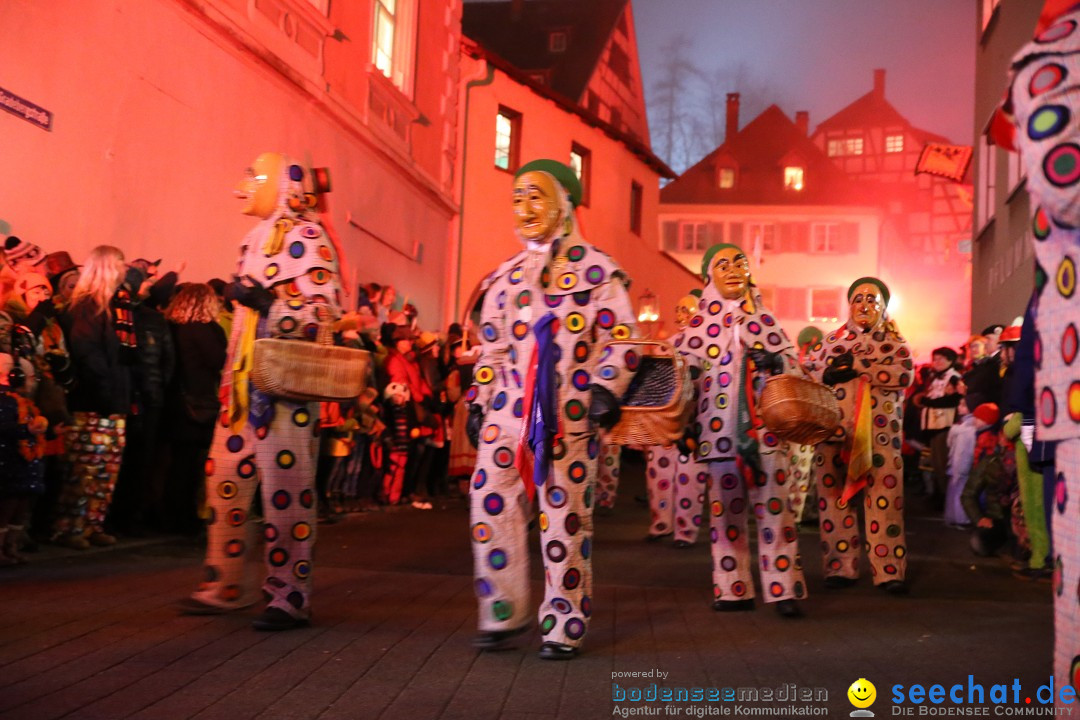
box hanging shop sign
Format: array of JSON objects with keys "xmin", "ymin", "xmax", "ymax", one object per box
[{"xmin": 0, "ymin": 86, "xmax": 52, "ymax": 131}]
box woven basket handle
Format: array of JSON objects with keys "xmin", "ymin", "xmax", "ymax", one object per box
[{"xmin": 316, "ymin": 321, "xmax": 334, "ymax": 346}]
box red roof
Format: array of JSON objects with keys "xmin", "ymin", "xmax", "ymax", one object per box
[
  {"xmin": 661, "ymin": 105, "xmax": 871, "ymax": 206},
  {"xmin": 814, "ymin": 89, "xmax": 952, "ymax": 146}
]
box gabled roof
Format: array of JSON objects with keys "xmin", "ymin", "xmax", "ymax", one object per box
[
  {"xmin": 661, "ymin": 105, "xmax": 870, "ymax": 205},
  {"xmin": 813, "ymin": 89, "xmax": 952, "ymax": 146},
  {"xmin": 462, "ymin": 39, "xmax": 675, "ymax": 178},
  {"xmin": 462, "ymin": 0, "xmax": 628, "ymax": 103}
]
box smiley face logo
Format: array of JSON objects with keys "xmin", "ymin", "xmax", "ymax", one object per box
[{"xmin": 847, "ymin": 678, "xmax": 876, "ymax": 714}]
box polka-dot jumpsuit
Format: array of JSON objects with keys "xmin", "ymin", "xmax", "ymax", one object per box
[
  {"xmin": 673, "ymin": 285, "xmax": 808, "ymax": 606},
  {"xmin": 806, "ymin": 320, "xmax": 913, "ymax": 585},
  {"xmin": 468, "ymin": 230, "xmax": 636, "ymax": 648},
  {"xmin": 190, "ymin": 162, "xmax": 342, "ymax": 621},
  {"xmin": 1007, "ymin": 14, "xmax": 1080, "ymax": 697}
]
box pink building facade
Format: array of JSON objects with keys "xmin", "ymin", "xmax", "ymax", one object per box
[{"xmin": 2, "ymin": 0, "xmax": 461, "ymax": 322}]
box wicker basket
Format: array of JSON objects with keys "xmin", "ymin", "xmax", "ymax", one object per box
[
  {"xmin": 251, "ymin": 323, "xmax": 369, "ymax": 402},
  {"xmin": 604, "ymin": 340, "xmax": 693, "ymax": 446},
  {"xmin": 757, "ymin": 374, "xmax": 840, "ymax": 445}
]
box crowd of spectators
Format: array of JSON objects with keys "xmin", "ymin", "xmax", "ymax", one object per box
[{"xmin": 0, "ymin": 237, "xmax": 478, "ymax": 566}]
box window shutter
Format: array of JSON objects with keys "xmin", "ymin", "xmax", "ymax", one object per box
[
  {"xmin": 794, "ymin": 223, "xmax": 811, "ymax": 253},
  {"xmin": 777, "ymin": 223, "xmax": 794, "ymax": 252},
  {"xmin": 710, "ymin": 222, "xmax": 725, "ymax": 245},
  {"xmin": 837, "ymin": 222, "xmax": 859, "ymax": 254},
  {"xmin": 729, "ymin": 222, "xmax": 744, "ymax": 246},
  {"xmin": 663, "ymin": 221, "xmax": 679, "ymax": 251},
  {"xmin": 776, "ymin": 287, "xmax": 807, "ymax": 318}
]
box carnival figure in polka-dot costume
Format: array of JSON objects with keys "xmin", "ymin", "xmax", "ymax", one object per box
[
  {"xmin": 466, "ymin": 160, "xmax": 636, "ymax": 660},
  {"xmin": 178, "ymin": 153, "xmax": 342, "ymax": 631},
  {"xmin": 646, "ymin": 292, "xmax": 706, "ymax": 546},
  {"xmin": 672, "ymin": 244, "xmax": 807, "ymax": 617},
  {"xmin": 999, "ymin": 5, "xmax": 1080, "ymax": 698},
  {"xmin": 805, "ymin": 278, "xmax": 913, "ymax": 594}
]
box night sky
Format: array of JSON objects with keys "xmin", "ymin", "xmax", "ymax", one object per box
[{"xmin": 632, "ymin": 0, "xmax": 975, "ymax": 161}]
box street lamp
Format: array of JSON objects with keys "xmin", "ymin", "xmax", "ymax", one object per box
[{"xmin": 637, "ymin": 288, "xmax": 659, "ymax": 338}]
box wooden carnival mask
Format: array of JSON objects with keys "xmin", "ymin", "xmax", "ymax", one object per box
[
  {"xmin": 674, "ymin": 294, "xmax": 699, "ymax": 329},
  {"xmin": 710, "ymin": 247, "xmax": 750, "ymax": 300},
  {"xmin": 236, "ymin": 152, "xmax": 285, "ymax": 219},
  {"xmin": 512, "ymin": 171, "xmax": 563, "ymax": 243},
  {"xmin": 849, "ymin": 282, "xmax": 884, "ymax": 331}
]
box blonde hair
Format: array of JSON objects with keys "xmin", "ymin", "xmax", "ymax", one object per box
[
  {"xmin": 70, "ymin": 245, "xmax": 126, "ymax": 315},
  {"xmin": 165, "ymin": 283, "xmax": 221, "ymax": 324}
]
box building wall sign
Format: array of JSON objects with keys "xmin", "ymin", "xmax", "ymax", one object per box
[{"xmin": 0, "ymin": 87, "xmax": 52, "ymax": 131}]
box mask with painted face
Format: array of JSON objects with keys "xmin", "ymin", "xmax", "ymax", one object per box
[
  {"xmin": 848, "ymin": 282, "xmax": 884, "ymax": 331},
  {"xmin": 512, "ymin": 171, "xmax": 564, "ymax": 244}
]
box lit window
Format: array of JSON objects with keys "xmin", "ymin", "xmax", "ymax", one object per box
[
  {"xmin": 784, "ymin": 166, "xmax": 804, "ymax": 191},
  {"xmin": 495, "ymin": 107, "xmax": 520, "ymax": 171},
  {"xmin": 827, "ymin": 139, "xmax": 844, "ymax": 157},
  {"xmin": 718, "ymin": 167, "xmax": 736, "ymax": 189},
  {"xmin": 810, "ymin": 288, "xmax": 841, "ymax": 322},
  {"xmin": 885, "ymin": 134, "xmax": 904, "ymax": 153},
  {"xmin": 811, "ymin": 223, "xmax": 841, "ymax": 253},
  {"xmin": 630, "ymin": 181, "xmax": 643, "ymax": 235},
  {"xmin": 373, "ymin": 0, "xmax": 417, "ymax": 95},
  {"xmin": 570, "ymin": 143, "xmax": 591, "ymax": 206},
  {"xmin": 845, "ymin": 137, "xmax": 864, "ymax": 155},
  {"xmin": 549, "ymin": 31, "xmax": 567, "ymax": 53}
]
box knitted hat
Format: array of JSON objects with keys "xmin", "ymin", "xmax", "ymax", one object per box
[
  {"xmin": 514, "ymin": 159, "xmax": 583, "ymax": 208},
  {"xmin": 3, "ymin": 236, "xmax": 45, "ymax": 272},
  {"xmin": 797, "ymin": 326, "xmax": 823, "ymax": 349},
  {"xmin": 847, "ymin": 277, "xmax": 890, "ymax": 306},
  {"xmin": 973, "ymin": 402, "xmax": 1000, "ymax": 426}
]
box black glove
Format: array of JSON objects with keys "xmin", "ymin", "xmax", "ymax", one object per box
[
  {"xmin": 466, "ymin": 403, "xmax": 484, "ymax": 449},
  {"xmin": 746, "ymin": 348, "xmax": 783, "ymax": 376},
  {"xmin": 588, "ymin": 384, "xmax": 622, "ymax": 430},
  {"xmin": 226, "ymin": 276, "xmax": 275, "ymax": 315},
  {"xmin": 822, "ymin": 352, "xmax": 858, "ymax": 386},
  {"xmin": 676, "ymin": 425, "xmax": 699, "ymax": 457}
]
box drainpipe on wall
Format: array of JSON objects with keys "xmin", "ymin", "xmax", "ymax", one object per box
[{"xmin": 452, "ymin": 59, "xmax": 496, "ymax": 323}]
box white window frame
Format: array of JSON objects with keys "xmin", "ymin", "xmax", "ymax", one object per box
[
  {"xmin": 845, "ymin": 136, "xmax": 864, "ymax": 156},
  {"xmin": 811, "ymin": 223, "xmax": 842, "ymax": 253},
  {"xmin": 549, "ymin": 31, "xmax": 567, "ymax": 53},
  {"xmin": 976, "ymin": 135, "xmax": 997, "ymax": 232},
  {"xmin": 372, "ymin": 0, "xmax": 417, "ymax": 97},
  {"xmin": 885, "ymin": 134, "xmax": 904, "ymax": 153},
  {"xmin": 747, "ymin": 222, "xmax": 776, "ymax": 252},
  {"xmin": 1006, "ymin": 147, "xmax": 1025, "ymax": 196},
  {"xmin": 827, "ymin": 138, "xmax": 844, "ymax": 157},
  {"xmin": 679, "ymin": 222, "xmax": 709, "ymax": 252},
  {"xmin": 495, "ymin": 107, "xmax": 520, "ymax": 171},
  {"xmin": 569, "ymin": 142, "xmax": 591, "ymax": 206},
  {"xmin": 784, "ymin": 166, "xmax": 804, "ymax": 191},
  {"xmin": 718, "ymin": 167, "xmax": 736, "ymax": 189}
]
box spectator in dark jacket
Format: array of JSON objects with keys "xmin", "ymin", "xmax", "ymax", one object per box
[
  {"xmin": 163, "ymin": 283, "xmax": 227, "ymax": 534},
  {"xmin": 52, "ymin": 245, "xmax": 131, "ymax": 549}
]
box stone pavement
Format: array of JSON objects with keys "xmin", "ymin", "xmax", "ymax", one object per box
[{"xmin": 0, "ymin": 454, "xmax": 1053, "ymax": 719}]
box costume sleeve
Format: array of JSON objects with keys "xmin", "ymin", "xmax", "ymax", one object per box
[
  {"xmin": 858, "ymin": 331, "xmax": 914, "ymax": 391},
  {"xmin": 1011, "ymin": 38, "xmax": 1080, "ymax": 226},
  {"xmin": 465, "ymin": 284, "xmax": 507, "ymax": 412},
  {"xmin": 589, "ymin": 274, "xmax": 638, "ymax": 400}
]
